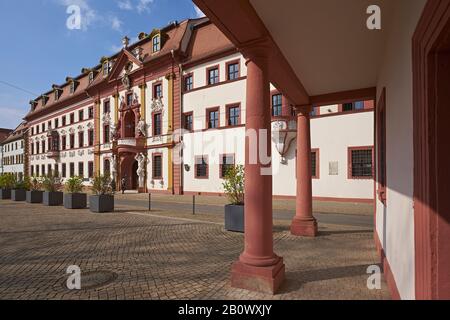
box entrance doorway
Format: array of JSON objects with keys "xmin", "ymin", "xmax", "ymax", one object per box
[
  {"xmin": 120, "ymin": 154, "xmax": 139, "ymax": 192},
  {"xmin": 131, "ymin": 160, "xmax": 138, "ymax": 190},
  {"xmin": 413, "ymin": 0, "xmax": 450, "ymax": 300}
]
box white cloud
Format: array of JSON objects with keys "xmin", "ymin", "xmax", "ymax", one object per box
[
  {"xmin": 193, "ymin": 4, "xmax": 205, "ymax": 18},
  {"xmin": 117, "ymin": 0, "xmax": 133, "ymax": 10},
  {"xmin": 110, "ymin": 16, "xmax": 123, "ymax": 32},
  {"xmin": 137, "ymin": 0, "xmax": 154, "ymax": 14}
]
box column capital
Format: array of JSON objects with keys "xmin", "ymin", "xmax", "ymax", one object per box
[{"xmin": 240, "ymin": 38, "xmax": 271, "ymax": 66}]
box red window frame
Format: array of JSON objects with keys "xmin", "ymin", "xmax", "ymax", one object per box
[
  {"xmin": 225, "ymin": 103, "xmax": 241, "ymax": 126},
  {"xmin": 152, "ymin": 153, "xmax": 163, "ymax": 180},
  {"xmin": 225, "ymin": 59, "xmax": 240, "ymax": 81},
  {"xmin": 206, "ymin": 107, "xmax": 220, "ymax": 129},
  {"xmin": 195, "ymin": 155, "xmax": 209, "ymax": 179},
  {"xmin": 206, "ymin": 65, "xmax": 220, "ymax": 86},
  {"xmin": 219, "ymin": 154, "xmax": 235, "ymax": 179},
  {"xmin": 311, "ymin": 148, "xmax": 320, "ymax": 179},
  {"xmin": 347, "ymin": 146, "xmax": 375, "ymax": 180}
]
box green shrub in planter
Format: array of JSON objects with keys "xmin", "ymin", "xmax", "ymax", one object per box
[
  {"xmin": 64, "ymin": 176, "xmax": 87, "ymax": 209},
  {"xmin": 42, "ymin": 171, "xmax": 63, "ymax": 206},
  {"xmin": 223, "ymin": 165, "xmax": 245, "ymax": 233},
  {"xmin": 26, "ymin": 176, "xmax": 44, "ymax": 203},
  {"xmin": 11, "ymin": 177, "xmax": 29, "ymax": 201},
  {"xmin": 0, "ymin": 173, "xmax": 15, "ymax": 199},
  {"xmin": 89, "ymin": 175, "xmax": 114, "ymax": 213}
]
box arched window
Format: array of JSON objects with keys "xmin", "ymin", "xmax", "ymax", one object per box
[{"xmin": 123, "ymin": 111, "xmax": 135, "ymax": 138}]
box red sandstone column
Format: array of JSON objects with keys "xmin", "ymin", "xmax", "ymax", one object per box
[
  {"xmin": 291, "ymin": 105, "xmax": 318, "ymax": 237},
  {"xmin": 231, "ymin": 47, "xmax": 285, "ymax": 294}
]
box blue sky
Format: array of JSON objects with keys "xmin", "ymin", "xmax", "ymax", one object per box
[{"xmin": 0, "ymin": 0, "xmax": 204, "ymax": 129}]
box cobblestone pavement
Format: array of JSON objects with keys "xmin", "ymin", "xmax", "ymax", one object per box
[{"xmin": 0, "ymin": 200, "xmax": 390, "ymax": 300}]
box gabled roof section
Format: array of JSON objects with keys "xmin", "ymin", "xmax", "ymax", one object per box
[
  {"xmin": 107, "ymin": 49, "xmax": 144, "ymax": 82},
  {"xmin": 1, "ymin": 122, "xmax": 27, "ymax": 145}
]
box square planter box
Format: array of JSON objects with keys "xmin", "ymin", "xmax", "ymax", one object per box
[
  {"xmin": 89, "ymin": 195, "xmax": 114, "ymax": 213},
  {"xmin": 43, "ymin": 191, "xmax": 63, "ymax": 206},
  {"xmin": 26, "ymin": 191, "xmax": 43, "ymax": 203},
  {"xmin": 64, "ymin": 193, "xmax": 87, "ymax": 209},
  {"xmin": 11, "ymin": 189, "xmax": 26, "ymax": 201},
  {"xmin": 0, "ymin": 189, "xmax": 11, "ymax": 200},
  {"xmin": 225, "ymin": 204, "xmax": 245, "ymax": 233}
]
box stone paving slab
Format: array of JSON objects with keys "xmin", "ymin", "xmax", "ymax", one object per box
[{"xmin": 0, "ymin": 200, "xmax": 389, "ymax": 300}]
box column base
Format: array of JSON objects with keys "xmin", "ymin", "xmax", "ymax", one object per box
[
  {"xmin": 231, "ymin": 257, "xmax": 285, "ymax": 294},
  {"xmin": 291, "ymin": 217, "xmax": 318, "ymax": 237}
]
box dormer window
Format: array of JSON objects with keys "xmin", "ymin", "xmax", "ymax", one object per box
[
  {"xmin": 54, "ymin": 87, "xmax": 62, "ymax": 101},
  {"xmin": 42, "ymin": 95, "xmax": 48, "ymax": 106},
  {"xmin": 152, "ymin": 35, "xmax": 160, "ymax": 53},
  {"xmin": 70, "ymin": 81, "xmax": 76, "ymax": 94},
  {"xmin": 103, "ymin": 61, "xmax": 109, "ymax": 77},
  {"xmin": 30, "ymin": 100, "xmax": 38, "ymax": 111},
  {"xmin": 89, "ymin": 72, "xmax": 94, "ymax": 84}
]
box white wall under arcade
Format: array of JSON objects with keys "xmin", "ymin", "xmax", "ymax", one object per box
[
  {"xmin": 374, "ymin": 0, "xmax": 427, "ymax": 300},
  {"xmin": 272, "ymin": 111, "xmax": 374, "ymax": 200}
]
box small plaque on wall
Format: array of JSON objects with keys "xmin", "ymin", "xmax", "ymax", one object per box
[{"xmin": 329, "ymin": 161, "xmax": 339, "ymax": 175}]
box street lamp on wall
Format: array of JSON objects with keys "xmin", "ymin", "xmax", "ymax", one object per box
[{"xmin": 271, "ymin": 118, "xmax": 297, "ymax": 164}]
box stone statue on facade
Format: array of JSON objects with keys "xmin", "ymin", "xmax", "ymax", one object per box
[
  {"xmin": 136, "ymin": 118, "xmax": 146, "ymax": 137},
  {"xmin": 135, "ymin": 153, "xmax": 146, "ymax": 189}
]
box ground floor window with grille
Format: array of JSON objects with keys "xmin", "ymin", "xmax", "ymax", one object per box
[
  {"xmin": 311, "ymin": 149, "xmax": 319, "ymax": 179},
  {"xmin": 220, "ymin": 154, "xmax": 235, "ymax": 178},
  {"xmin": 195, "ymin": 156, "xmax": 208, "ymax": 179},
  {"xmin": 348, "ymin": 147, "xmax": 373, "ymax": 179},
  {"xmin": 153, "ymin": 154, "xmax": 162, "ymax": 179},
  {"xmin": 69, "ymin": 163, "xmax": 75, "ymax": 177}
]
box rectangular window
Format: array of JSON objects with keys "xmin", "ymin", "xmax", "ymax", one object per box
[
  {"xmin": 104, "ymin": 125, "xmax": 110, "ymax": 143},
  {"xmin": 348, "ymin": 147, "xmax": 374, "ymax": 179},
  {"xmin": 272, "ymin": 94, "xmax": 282, "ymax": 116},
  {"xmin": 104, "ymin": 100, "xmax": 110, "ymax": 114},
  {"xmin": 70, "ymin": 113, "xmax": 75, "ymax": 124},
  {"xmin": 126, "ymin": 93, "xmax": 133, "ymax": 106},
  {"xmin": 153, "ymin": 83, "xmax": 162, "ymax": 99},
  {"xmin": 42, "ymin": 123, "xmax": 45, "ymax": 132},
  {"xmin": 152, "ymin": 35, "xmax": 160, "ymax": 52},
  {"xmin": 69, "ymin": 163, "xmax": 75, "ymax": 177},
  {"xmin": 195, "ymin": 156, "xmax": 209, "ymax": 179},
  {"xmin": 48, "ymin": 164, "xmax": 52, "ymax": 176},
  {"xmin": 220, "ymin": 154, "xmax": 235, "ymax": 178},
  {"xmin": 78, "ymin": 110, "xmax": 84, "ymax": 121},
  {"xmin": 227, "ymin": 105, "xmax": 240, "ymax": 126},
  {"xmin": 48, "ymin": 121, "xmax": 52, "ymax": 130},
  {"xmin": 207, "ymin": 108, "xmax": 219, "ymax": 129},
  {"xmin": 153, "ymin": 113, "xmax": 162, "ymax": 136},
  {"xmin": 31, "ymin": 143, "xmax": 34, "ymax": 155},
  {"xmin": 183, "ymin": 112, "xmax": 193, "ymax": 131},
  {"xmin": 342, "ymin": 103, "xmax": 354, "ymax": 112},
  {"xmin": 88, "ymin": 161, "xmax": 94, "ymax": 178},
  {"xmin": 62, "ymin": 163, "xmax": 67, "ymax": 178},
  {"xmin": 153, "ymin": 155, "xmax": 162, "ymax": 179},
  {"xmin": 70, "ymin": 134, "xmax": 75, "ymax": 149},
  {"xmin": 104, "ymin": 159, "xmax": 110, "ymax": 175},
  {"xmin": 36, "ymin": 165, "xmax": 40, "ymax": 177},
  {"xmin": 35, "ymin": 142, "xmax": 39, "ymax": 154},
  {"xmin": 311, "ymin": 149, "xmax": 320, "ymax": 179},
  {"xmin": 78, "ymin": 131, "xmax": 84, "ymax": 148},
  {"xmin": 62, "ymin": 116, "xmax": 66, "ymax": 126},
  {"xmin": 61, "ymin": 136, "xmax": 66, "ymax": 151},
  {"xmin": 207, "ymin": 67, "xmax": 219, "ymax": 85},
  {"xmin": 88, "ymin": 130, "xmax": 94, "ymax": 146},
  {"xmin": 30, "ymin": 165, "xmax": 34, "ymax": 176},
  {"xmin": 227, "ymin": 61, "xmax": 239, "ymax": 80},
  {"xmin": 78, "ymin": 162, "xmax": 84, "ymax": 178},
  {"xmin": 31, "ymin": 127, "xmax": 34, "ymax": 135},
  {"xmin": 41, "ymin": 165, "xmax": 45, "ymax": 176},
  {"xmin": 55, "ymin": 118, "xmax": 59, "ymax": 128},
  {"xmin": 88, "ymin": 106, "xmax": 94, "ymax": 119},
  {"xmin": 184, "ymin": 75, "xmax": 193, "ymax": 91}
]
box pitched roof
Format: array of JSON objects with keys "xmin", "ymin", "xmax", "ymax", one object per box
[
  {"xmin": 25, "ymin": 19, "xmax": 191, "ymax": 120},
  {"xmin": 1, "ymin": 122, "xmax": 27, "ymax": 145}
]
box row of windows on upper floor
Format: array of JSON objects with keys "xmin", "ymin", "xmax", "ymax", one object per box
[
  {"xmin": 183, "ymin": 59, "xmax": 241, "ymax": 92},
  {"xmin": 1, "ymin": 154, "xmax": 24, "ymax": 166},
  {"xmin": 31, "ymin": 130, "xmax": 95, "ymax": 155},
  {"xmin": 1, "ymin": 140, "xmax": 24, "ymax": 153}
]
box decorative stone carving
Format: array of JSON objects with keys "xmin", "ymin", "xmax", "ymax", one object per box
[
  {"xmin": 102, "ymin": 112, "xmax": 111, "ymax": 125},
  {"xmin": 122, "ymin": 74, "xmax": 131, "ymax": 90},
  {"xmin": 69, "ymin": 128, "xmax": 75, "ymax": 134},
  {"xmin": 69, "ymin": 151, "xmax": 76, "ymax": 157},
  {"xmin": 136, "ymin": 118, "xmax": 146, "ymax": 137},
  {"xmin": 110, "ymin": 154, "xmax": 117, "ymax": 177},
  {"xmin": 151, "ymin": 97, "xmax": 164, "ymax": 113},
  {"xmin": 86, "ymin": 122, "xmax": 94, "ymax": 130},
  {"xmin": 77, "ymin": 125, "xmax": 84, "ymax": 131},
  {"xmin": 135, "ymin": 153, "xmax": 146, "ymax": 189},
  {"xmin": 110, "ymin": 124, "xmax": 117, "ymax": 142},
  {"xmin": 78, "ymin": 150, "xmax": 85, "ymax": 156},
  {"xmin": 88, "ymin": 149, "xmax": 94, "ymax": 155},
  {"xmin": 60, "ymin": 129, "xmax": 66, "ymax": 135}
]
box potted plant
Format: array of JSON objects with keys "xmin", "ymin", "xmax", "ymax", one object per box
[
  {"xmin": 89, "ymin": 174, "xmax": 114, "ymax": 213},
  {"xmin": 26, "ymin": 176, "xmax": 44, "ymax": 203},
  {"xmin": 223, "ymin": 165, "xmax": 245, "ymax": 233},
  {"xmin": 11, "ymin": 176, "xmax": 29, "ymax": 202},
  {"xmin": 64, "ymin": 176, "xmax": 87, "ymax": 209},
  {"xmin": 42, "ymin": 171, "xmax": 63, "ymax": 206},
  {"xmin": 0, "ymin": 174, "xmax": 15, "ymax": 200}
]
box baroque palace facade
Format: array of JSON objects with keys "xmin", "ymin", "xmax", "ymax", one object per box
[{"xmin": 23, "ymin": 18, "xmax": 374, "ymax": 201}]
